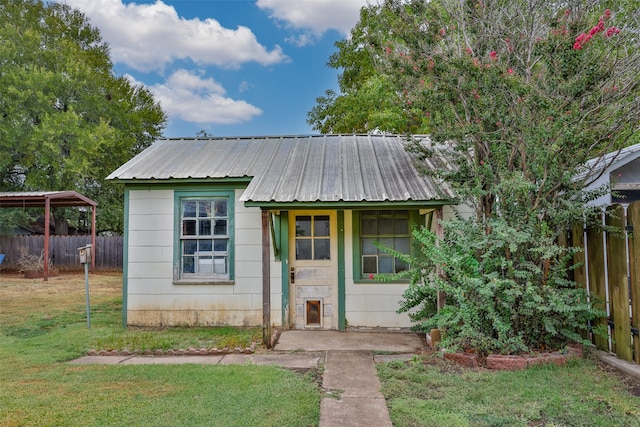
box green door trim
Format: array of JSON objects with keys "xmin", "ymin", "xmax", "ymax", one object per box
[
  {"xmin": 338, "ymin": 210, "xmax": 345, "ymax": 331},
  {"xmin": 279, "ymin": 212, "xmax": 289, "ymax": 327}
]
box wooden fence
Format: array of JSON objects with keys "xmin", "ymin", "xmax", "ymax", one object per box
[
  {"xmin": 572, "ymin": 201, "xmax": 640, "ymax": 364},
  {"xmin": 0, "ymin": 235, "xmax": 123, "ymax": 271}
]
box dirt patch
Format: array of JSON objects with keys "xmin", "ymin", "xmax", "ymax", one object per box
[
  {"xmin": 596, "ymin": 360, "xmax": 640, "ymax": 397},
  {"xmin": 0, "ymin": 272, "xmax": 121, "ymax": 327}
]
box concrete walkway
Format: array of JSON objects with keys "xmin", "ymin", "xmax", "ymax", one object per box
[
  {"xmin": 70, "ymin": 330, "xmax": 425, "ymax": 427},
  {"xmin": 320, "ymin": 351, "xmax": 392, "ymax": 427}
]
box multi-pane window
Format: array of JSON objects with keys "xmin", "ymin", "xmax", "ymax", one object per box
[
  {"xmin": 180, "ymin": 198, "xmax": 229, "ymax": 277},
  {"xmin": 295, "ymin": 215, "xmax": 330, "ymax": 260},
  {"xmin": 360, "ymin": 210, "xmax": 410, "ymax": 276}
]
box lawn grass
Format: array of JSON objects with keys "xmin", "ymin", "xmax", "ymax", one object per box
[
  {"xmin": 0, "ymin": 273, "xmax": 321, "ymax": 426},
  {"xmin": 378, "ymin": 354, "xmax": 640, "ymax": 427}
]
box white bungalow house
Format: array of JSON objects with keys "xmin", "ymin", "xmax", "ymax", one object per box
[{"xmin": 107, "ymin": 134, "xmax": 466, "ymax": 340}]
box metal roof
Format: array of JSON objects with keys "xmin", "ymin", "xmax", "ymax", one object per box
[
  {"xmin": 106, "ymin": 135, "xmax": 456, "ymax": 205},
  {"xmin": 0, "ymin": 191, "xmax": 97, "ymax": 208},
  {"xmin": 576, "ymin": 142, "xmax": 640, "ymax": 185}
]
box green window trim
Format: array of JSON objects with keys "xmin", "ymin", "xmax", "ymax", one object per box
[
  {"xmin": 352, "ymin": 209, "xmax": 421, "ymax": 283},
  {"xmin": 173, "ymin": 189, "xmax": 235, "ymax": 284}
]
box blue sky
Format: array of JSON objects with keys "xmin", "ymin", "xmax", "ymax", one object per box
[{"xmin": 61, "ymin": 0, "xmax": 372, "ymax": 137}]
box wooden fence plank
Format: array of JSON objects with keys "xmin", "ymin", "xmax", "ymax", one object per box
[
  {"xmin": 571, "ymin": 222, "xmax": 589, "ymax": 339},
  {"xmin": 607, "ymin": 205, "xmax": 633, "ymax": 361},
  {"xmin": 587, "ymin": 225, "xmax": 609, "ymax": 351},
  {"xmin": 628, "ymin": 201, "xmax": 640, "ymax": 363},
  {"xmin": 572, "ymin": 222, "xmax": 586, "ymax": 288}
]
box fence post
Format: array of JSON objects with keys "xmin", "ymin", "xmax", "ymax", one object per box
[{"xmin": 628, "ymin": 201, "xmax": 640, "ymax": 363}]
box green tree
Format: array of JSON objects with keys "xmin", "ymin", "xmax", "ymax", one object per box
[
  {"xmin": 307, "ymin": 5, "xmax": 430, "ymax": 134},
  {"xmin": 326, "ymin": 0, "xmax": 640, "ymax": 356},
  {"xmin": 0, "ymin": 0, "xmax": 166, "ymax": 233}
]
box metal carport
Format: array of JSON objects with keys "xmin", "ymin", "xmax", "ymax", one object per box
[{"xmin": 0, "ymin": 191, "xmax": 97, "ymax": 280}]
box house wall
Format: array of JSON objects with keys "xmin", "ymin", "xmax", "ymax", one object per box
[
  {"xmin": 341, "ymin": 204, "xmax": 470, "ymax": 329},
  {"xmin": 126, "ymin": 188, "xmax": 282, "ymax": 327},
  {"xmin": 343, "ymin": 210, "xmax": 413, "ymax": 328}
]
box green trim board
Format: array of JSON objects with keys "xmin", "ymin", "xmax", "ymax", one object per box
[
  {"xmin": 337, "ymin": 210, "xmax": 346, "ymax": 331},
  {"xmin": 173, "ymin": 189, "xmax": 236, "ymax": 282},
  {"xmin": 122, "ymin": 189, "xmax": 129, "ymax": 327},
  {"xmin": 351, "ymin": 209, "xmax": 421, "ymax": 283},
  {"xmin": 244, "ymin": 200, "xmax": 454, "ymax": 209},
  {"xmin": 279, "ymin": 212, "xmax": 289, "ymax": 327}
]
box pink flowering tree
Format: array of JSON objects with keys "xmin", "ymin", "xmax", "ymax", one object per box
[{"xmin": 315, "ymin": 0, "xmax": 640, "ymax": 355}]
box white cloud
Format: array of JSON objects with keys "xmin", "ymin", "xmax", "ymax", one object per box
[
  {"xmin": 63, "ymin": 0, "xmax": 288, "ymax": 72},
  {"xmin": 131, "ymin": 70, "xmax": 262, "ymax": 124},
  {"xmin": 238, "ymin": 81, "xmax": 253, "ymax": 93},
  {"xmin": 256, "ymin": 0, "xmax": 368, "ymax": 45}
]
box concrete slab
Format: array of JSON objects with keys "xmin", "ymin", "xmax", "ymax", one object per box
[
  {"xmin": 323, "ymin": 351, "xmax": 381, "ymax": 398},
  {"xmin": 217, "ymin": 354, "xmax": 253, "ymax": 365},
  {"xmin": 253, "ymin": 353, "xmax": 324, "ymax": 369},
  {"xmin": 275, "ymin": 330, "xmax": 424, "ymax": 352},
  {"xmin": 320, "ymin": 397, "xmax": 392, "ymax": 427},
  {"xmin": 374, "ymin": 353, "xmax": 418, "ymax": 364},
  {"xmin": 69, "ymin": 356, "xmax": 132, "ymax": 365},
  {"xmin": 120, "ymin": 355, "xmax": 224, "ymax": 365}
]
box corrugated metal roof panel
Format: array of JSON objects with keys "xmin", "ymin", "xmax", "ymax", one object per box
[{"xmin": 107, "ymin": 135, "xmax": 456, "ymax": 204}]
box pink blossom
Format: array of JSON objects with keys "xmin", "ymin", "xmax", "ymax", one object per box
[
  {"xmin": 440, "ymin": 28, "xmax": 446, "ymax": 36},
  {"xmin": 465, "ymin": 46, "xmax": 473, "ymax": 56},
  {"xmin": 507, "ymin": 68, "xmax": 514, "ymax": 74},
  {"xmin": 489, "ymin": 50, "xmax": 497, "ymax": 60},
  {"xmin": 604, "ymin": 9, "xmax": 611, "ymax": 20},
  {"xmin": 368, "ymin": 274, "xmax": 375, "ymax": 279},
  {"xmin": 604, "ymin": 26, "xmax": 620, "ymax": 38}
]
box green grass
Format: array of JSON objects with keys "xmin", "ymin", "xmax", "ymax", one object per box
[
  {"xmin": 0, "ymin": 273, "xmax": 321, "ymax": 426},
  {"xmin": 378, "ymin": 354, "xmax": 640, "ymax": 427}
]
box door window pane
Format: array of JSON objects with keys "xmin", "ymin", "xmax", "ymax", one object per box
[
  {"xmin": 296, "ymin": 239, "xmax": 312, "ymax": 260},
  {"xmin": 296, "ymin": 216, "xmax": 312, "ymax": 236},
  {"xmin": 295, "ymin": 215, "xmax": 332, "ymax": 260},
  {"xmin": 314, "ymin": 238, "xmax": 330, "ymax": 260},
  {"xmin": 314, "ymin": 216, "xmax": 330, "ymax": 237}
]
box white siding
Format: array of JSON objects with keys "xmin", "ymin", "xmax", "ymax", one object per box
[{"xmin": 126, "ymin": 188, "xmax": 282, "ymax": 327}]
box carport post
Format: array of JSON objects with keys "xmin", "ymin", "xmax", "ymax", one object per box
[
  {"xmin": 44, "ymin": 196, "xmax": 50, "ymax": 281},
  {"xmin": 261, "ymin": 209, "xmax": 271, "ymax": 348}
]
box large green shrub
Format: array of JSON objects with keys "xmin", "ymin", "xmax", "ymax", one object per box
[{"xmin": 396, "ymin": 215, "xmax": 605, "ymax": 356}]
